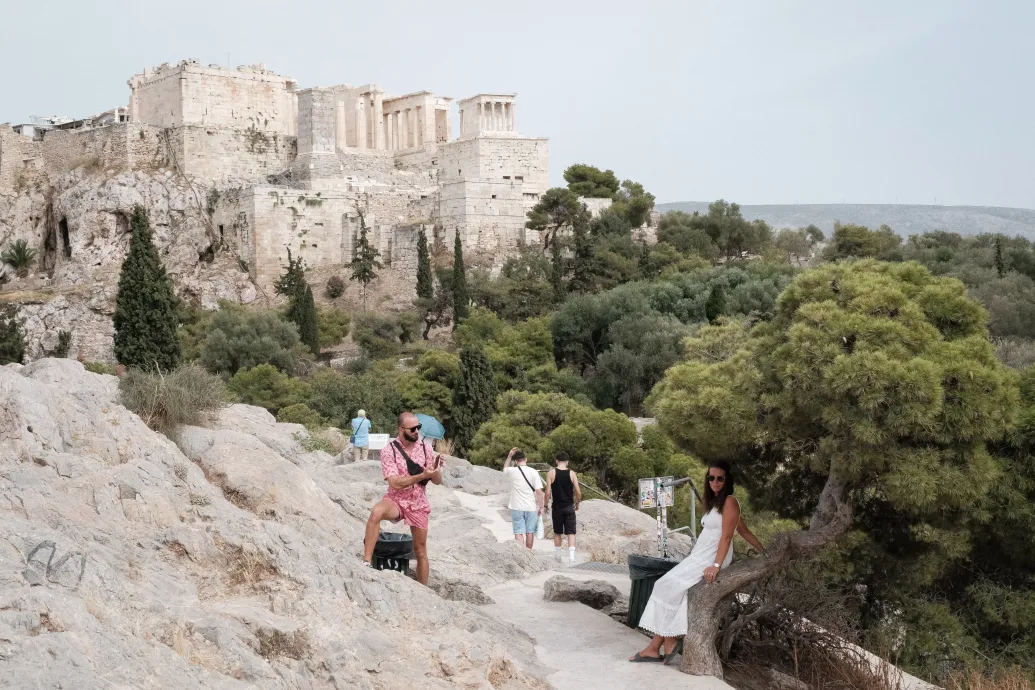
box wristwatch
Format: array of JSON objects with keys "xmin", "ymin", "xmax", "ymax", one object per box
[{"xmin": 712, "ymin": 562, "xmax": 721, "ymax": 569}]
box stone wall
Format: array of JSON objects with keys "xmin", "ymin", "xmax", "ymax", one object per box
[
  {"xmin": 0, "ymin": 127, "xmax": 44, "ymax": 194},
  {"xmin": 129, "ymin": 61, "xmax": 298, "ymax": 135},
  {"xmin": 40, "ymin": 124, "xmax": 168, "ymax": 177},
  {"xmin": 166, "ymin": 126, "xmax": 296, "ymax": 183}
]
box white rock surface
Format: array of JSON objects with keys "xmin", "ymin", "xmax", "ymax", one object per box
[{"xmin": 0, "ymin": 359, "xmax": 552, "ymax": 689}]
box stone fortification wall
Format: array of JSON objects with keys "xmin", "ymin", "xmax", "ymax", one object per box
[
  {"xmin": 0, "ymin": 127, "xmax": 44, "ymax": 194},
  {"xmin": 437, "ymin": 136, "xmax": 549, "ymax": 253},
  {"xmin": 129, "ymin": 61, "xmax": 298, "ymax": 135},
  {"xmin": 40, "ymin": 124, "xmax": 168, "ymax": 177},
  {"xmin": 165, "ymin": 126, "xmax": 296, "ymax": 182}
]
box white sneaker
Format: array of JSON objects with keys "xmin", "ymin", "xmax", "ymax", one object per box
[{"xmin": 554, "ymin": 550, "xmax": 563, "ymax": 563}]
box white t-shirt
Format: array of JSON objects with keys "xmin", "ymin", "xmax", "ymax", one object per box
[{"xmin": 505, "ymin": 465, "xmax": 543, "ymax": 512}]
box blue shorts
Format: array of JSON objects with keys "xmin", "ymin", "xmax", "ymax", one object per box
[{"xmin": 511, "ymin": 510, "xmax": 538, "ymax": 535}]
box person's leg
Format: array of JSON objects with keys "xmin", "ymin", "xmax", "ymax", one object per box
[
  {"xmin": 359, "ymin": 446, "xmax": 368, "ymax": 462},
  {"xmin": 565, "ymin": 508, "xmax": 577, "ymax": 561},
  {"xmin": 410, "ymin": 526, "xmax": 429, "ymax": 585},
  {"xmin": 630, "ymin": 635, "xmax": 665, "ymax": 660},
  {"xmin": 525, "ymin": 532, "xmax": 534, "ymax": 549},
  {"xmin": 525, "ymin": 511, "xmax": 537, "ymax": 549},
  {"xmin": 511, "ymin": 510, "xmax": 526, "ymax": 544},
  {"xmin": 363, "ymin": 499, "xmax": 401, "ymax": 563}
]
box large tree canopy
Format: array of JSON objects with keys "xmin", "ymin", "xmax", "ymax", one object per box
[{"xmin": 648, "ymin": 259, "xmax": 1018, "ymax": 676}]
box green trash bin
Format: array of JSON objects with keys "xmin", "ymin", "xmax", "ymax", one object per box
[
  {"xmin": 373, "ymin": 532, "xmax": 414, "ymax": 575},
  {"xmin": 626, "ymin": 554, "xmax": 679, "ymax": 629}
]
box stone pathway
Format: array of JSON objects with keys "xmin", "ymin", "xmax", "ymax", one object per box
[{"xmin": 454, "ymin": 491, "xmax": 732, "ymax": 690}]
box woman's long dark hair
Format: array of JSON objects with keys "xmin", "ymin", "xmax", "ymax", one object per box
[{"xmin": 703, "ymin": 460, "xmax": 735, "ymax": 514}]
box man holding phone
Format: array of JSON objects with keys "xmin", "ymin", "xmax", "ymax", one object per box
[{"xmin": 362, "ymin": 411, "xmax": 443, "ymax": 584}]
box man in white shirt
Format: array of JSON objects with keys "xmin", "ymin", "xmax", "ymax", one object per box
[{"xmin": 503, "ymin": 448, "xmax": 544, "ymax": 549}]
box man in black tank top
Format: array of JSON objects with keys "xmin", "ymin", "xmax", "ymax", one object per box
[{"xmin": 545, "ymin": 452, "xmax": 582, "ymax": 564}]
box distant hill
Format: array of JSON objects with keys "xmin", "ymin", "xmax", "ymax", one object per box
[{"xmin": 655, "ymin": 202, "xmax": 1035, "ymax": 241}]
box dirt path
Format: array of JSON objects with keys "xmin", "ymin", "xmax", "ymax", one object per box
[{"xmin": 454, "ymin": 491, "xmax": 732, "ymax": 690}]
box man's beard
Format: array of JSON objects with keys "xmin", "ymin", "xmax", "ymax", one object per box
[{"xmin": 403, "ymin": 430, "xmax": 419, "ymax": 442}]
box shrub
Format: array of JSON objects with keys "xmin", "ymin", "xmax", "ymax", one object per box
[
  {"xmin": 317, "ymin": 307, "xmax": 350, "ymax": 348},
  {"xmin": 353, "ymin": 311, "xmax": 420, "ymax": 360},
  {"xmin": 83, "ymin": 361, "xmax": 117, "ymax": 375},
  {"xmin": 305, "ymin": 367, "xmax": 404, "ymax": 430},
  {"xmin": 0, "ymin": 307, "xmax": 26, "ymax": 365},
  {"xmin": 277, "ymin": 403, "xmax": 324, "ymax": 429},
  {"xmin": 119, "ymin": 363, "xmax": 225, "ymax": 435},
  {"xmin": 51, "ymin": 330, "xmax": 73, "ymax": 358},
  {"xmin": 197, "ymin": 304, "xmax": 309, "ymax": 376},
  {"xmin": 226, "ymin": 364, "xmax": 311, "ymax": 414},
  {"xmin": 325, "ymin": 275, "xmax": 345, "ymax": 299}
]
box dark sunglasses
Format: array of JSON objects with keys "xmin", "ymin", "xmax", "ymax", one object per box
[
  {"xmin": 401, "ymin": 424, "xmax": 422, "ymax": 432},
  {"xmin": 707, "ymin": 475, "xmax": 726, "ymax": 483}
]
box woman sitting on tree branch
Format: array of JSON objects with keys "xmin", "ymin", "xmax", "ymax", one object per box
[{"xmin": 629, "ymin": 460, "xmax": 765, "ymax": 664}]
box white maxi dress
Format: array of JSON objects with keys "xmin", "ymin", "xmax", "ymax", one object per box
[{"xmin": 637, "ymin": 506, "xmax": 733, "ymax": 637}]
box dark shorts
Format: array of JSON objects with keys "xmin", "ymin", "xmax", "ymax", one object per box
[{"xmin": 552, "ymin": 504, "xmax": 577, "ymax": 535}]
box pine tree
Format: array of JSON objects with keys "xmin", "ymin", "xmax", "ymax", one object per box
[
  {"xmin": 349, "ymin": 215, "xmax": 382, "ymax": 310},
  {"xmin": 995, "ymin": 235, "xmax": 1005, "ymax": 278},
  {"xmin": 452, "ymin": 231, "xmax": 469, "ymax": 327},
  {"xmin": 705, "ymin": 283, "xmax": 727, "ymax": 323},
  {"xmin": 0, "ymin": 307, "xmax": 25, "ymax": 365},
  {"xmin": 450, "ymin": 347, "xmax": 497, "ymax": 456},
  {"xmin": 416, "ymin": 227, "xmax": 433, "ymax": 301},
  {"xmin": 289, "ymin": 284, "xmax": 319, "ymax": 357},
  {"xmin": 113, "ymin": 206, "xmax": 181, "ymax": 371},
  {"xmin": 550, "ymin": 230, "xmax": 565, "ymax": 303}
]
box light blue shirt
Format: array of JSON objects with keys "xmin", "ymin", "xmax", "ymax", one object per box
[{"xmin": 351, "ymin": 417, "xmax": 370, "ymax": 447}]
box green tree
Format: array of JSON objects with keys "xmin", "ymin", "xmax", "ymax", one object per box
[
  {"xmin": 349, "ymin": 215, "xmax": 382, "ymax": 309},
  {"xmin": 525, "ymin": 187, "xmax": 582, "ymax": 249},
  {"xmin": 113, "ymin": 206, "xmax": 181, "ymax": 371},
  {"xmin": 657, "ymin": 211, "xmax": 719, "ymax": 260},
  {"xmin": 563, "ymin": 163, "xmax": 620, "ymax": 198},
  {"xmin": 994, "ymin": 235, "xmax": 1005, "ymax": 278},
  {"xmin": 417, "ymin": 267, "xmax": 453, "ymax": 339},
  {"xmin": 569, "ymin": 206, "xmax": 594, "ymax": 294},
  {"xmin": 288, "ymin": 284, "xmax": 319, "ymax": 357},
  {"xmin": 774, "ymin": 226, "xmax": 823, "ymax": 265},
  {"xmin": 1, "ymin": 239, "xmax": 38, "ymax": 278},
  {"xmin": 450, "ymin": 347, "xmax": 498, "ymax": 456},
  {"xmin": 274, "ymin": 249, "xmax": 306, "ymax": 300},
  {"xmin": 648, "ymin": 260, "xmax": 1017, "ymax": 676},
  {"xmin": 415, "ymin": 227, "xmax": 433, "ymax": 301},
  {"xmin": 227, "ymin": 363, "xmax": 311, "ymax": 414},
  {"xmin": 610, "ymin": 179, "xmax": 656, "ymax": 228},
  {"xmin": 317, "ymin": 307, "xmax": 350, "ymax": 348},
  {"xmin": 197, "ymin": 305, "xmax": 307, "ymax": 376},
  {"xmin": 550, "ymin": 229, "xmax": 565, "ymax": 302},
  {"xmin": 0, "ymin": 307, "xmax": 25, "ymax": 365},
  {"xmin": 823, "ymin": 222, "xmax": 902, "ymax": 261},
  {"xmin": 452, "ymin": 232, "xmax": 469, "ymax": 327}
]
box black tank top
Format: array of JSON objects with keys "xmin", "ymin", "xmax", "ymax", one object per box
[{"xmin": 551, "ymin": 469, "xmax": 574, "ymax": 507}]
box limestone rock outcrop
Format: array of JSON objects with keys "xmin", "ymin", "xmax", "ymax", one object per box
[
  {"xmin": 542, "ymin": 575, "xmax": 622, "ymax": 610},
  {"xmin": 574, "ymin": 499, "xmax": 694, "ymax": 565},
  {"xmin": 0, "ymin": 359, "xmax": 551, "ymax": 689}
]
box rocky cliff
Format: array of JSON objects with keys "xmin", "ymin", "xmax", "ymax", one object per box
[{"xmin": 0, "ymin": 359, "xmax": 561, "ymax": 689}]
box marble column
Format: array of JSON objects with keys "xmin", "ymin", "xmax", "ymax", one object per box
[
  {"xmin": 373, "ymin": 92, "xmax": 385, "ymax": 150},
  {"xmin": 355, "ymin": 100, "xmax": 366, "ymax": 150}
]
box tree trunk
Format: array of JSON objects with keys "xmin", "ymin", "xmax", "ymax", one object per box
[{"xmin": 679, "ymin": 459, "xmax": 853, "ymax": 677}]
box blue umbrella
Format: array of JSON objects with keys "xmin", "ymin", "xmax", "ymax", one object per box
[{"xmin": 416, "ymin": 413, "xmax": 446, "ymax": 440}]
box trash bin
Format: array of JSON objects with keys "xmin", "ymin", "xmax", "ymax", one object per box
[
  {"xmin": 626, "ymin": 554, "xmax": 679, "ymax": 629},
  {"xmin": 373, "ymin": 532, "xmax": 414, "ymax": 575}
]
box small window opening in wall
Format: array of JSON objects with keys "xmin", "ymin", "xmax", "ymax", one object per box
[
  {"xmin": 59, "ymin": 218, "xmax": 71, "ymax": 258},
  {"xmin": 431, "ymin": 159, "xmax": 437, "ymax": 166},
  {"xmin": 311, "ymin": 244, "xmax": 317, "ymax": 248},
  {"xmin": 420, "ymin": 195, "xmax": 427, "ymax": 199},
  {"xmin": 218, "ymin": 224, "xmax": 225, "ymax": 242},
  {"xmin": 491, "ymin": 194, "xmax": 497, "ymax": 199},
  {"xmin": 503, "ymin": 175, "xmax": 510, "ymax": 180},
  {"xmin": 458, "ymin": 169, "xmax": 462, "ymax": 175},
  {"xmin": 515, "ymin": 175, "xmax": 524, "ymax": 181}
]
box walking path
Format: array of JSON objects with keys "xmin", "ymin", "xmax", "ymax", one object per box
[{"xmin": 453, "ymin": 491, "xmax": 732, "ymax": 690}]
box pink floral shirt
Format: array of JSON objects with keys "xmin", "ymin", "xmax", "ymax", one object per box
[{"xmin": 380, "ymin": 438, "xmax": 434, "ymax": 517}]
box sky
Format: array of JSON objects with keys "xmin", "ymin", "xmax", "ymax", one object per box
[{"xmin": 1, "ymin": 0, "xmax": 1033, "ymax": 208}]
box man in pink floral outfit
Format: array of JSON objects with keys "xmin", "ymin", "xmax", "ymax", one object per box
[{"xmin": 362, "ymin": 411, "xmax": 443, "ymax": 584}]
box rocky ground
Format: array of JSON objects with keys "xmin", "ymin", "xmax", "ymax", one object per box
[{"xmin": 0, "ymin": 358, "xmax": 712, "ymax": 690}]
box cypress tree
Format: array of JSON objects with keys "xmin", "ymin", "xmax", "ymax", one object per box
[
  {"xmin": 994, "ymin": 235, "xmax": 1005, "ymax": 278},
  {"xmin": 113, "ymin": 206, "xmax": 181, "ymax": 371},
  {"xmin": 289, "ymin": 284, "xmax": 319, "ymax": 357},
  {"xmin": 550, "ymin": 229, "xmax": 565, "ymax": 302},
  {"xmin": 568, "ymin": 208, "xmax": 593, "ymax": 294},
  {"xmin": 416, "ymin": 227, "xmax": 433, "ymax": 301},
  {"xmin": 450, "ymin": 347, "xmax": 497, "ymax": 456},
  {"xmin": 705, "ymin": 283, "xmax": 727, "ymax": 323},
  {"xmin": 349, "ymin": 216, "xmax": 382, "ymax": 310},
  {"xmin": 275, "ymin": 249, "xmax": 306, "ymax": 299},
  {"xmin": 0, "ymin": 307, "xmax": 25, "ymax": 365},
  {"xmin": 452, "ymin": 231, "xmax": 469, "ymax": 326}
]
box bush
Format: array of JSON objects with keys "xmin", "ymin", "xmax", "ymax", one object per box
[
  {"xmin": 119, "ymin": 363, "xmax": 225, "ymax": 435},
  {"xmin": 196, "ymin": 304, "xmax": 309, "ymax": 376},
  {"xmin": 226, "ymin": 364, "xmax": 311, "ymax": 414},
  {"xmin": 276, "ymin": 403, "xmax": 324, "ymax": 429},
  {"xmin": 305, "ymin": 367, "xmax": 404, "ymax": 430},
  {"xmin": 1, "ymin": 238, "xmax": 38, "ymax": 277},
  {"xmin": 51, "ymin": 330, "xmax": 72, "ymax": 358},
  {"xmin": 83, "ymin": 361, "xmax": 117, "ymax": 375},
  {"xmin": 325, "ymin": 275, "xmax": 345, "ymax": 299},
  {"xmin": 317, "ymin": 307, "xmax": 350, "ymax": 348},
  {"xmin": 0, "ymin": 307, "xmax": 26, "ymax": 365},
  {"xmin": 353, "ymin": 311, "xmax": 420, "ymax": 360}
]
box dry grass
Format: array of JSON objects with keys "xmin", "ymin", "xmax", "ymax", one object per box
[
  {"xmin": 948, "ymin": 669, "xmax": 1035, "ymax": 690},
  {"xmin": 214, "ymin": 536, "xmax": 279, "ymax": 592},
  {"xmin": 433, "ymin": 438, "xmax": 455, "ymax": 457},
  {"xmin": 256, "ymin": 628, "xmax": 310, "ymax": 661},
  {"xmin": 119, "ymin": 363, "xmax": 225, "ymax": 436}
]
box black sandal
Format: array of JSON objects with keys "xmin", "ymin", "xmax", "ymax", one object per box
[{"xmin": 629, "ymin": 652, "xmax": 665, "ymax": 663}]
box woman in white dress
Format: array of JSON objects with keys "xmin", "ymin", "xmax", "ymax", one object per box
[{"xmin": 629, "ymin": 460, "xmax": 766, "ymax": 663}]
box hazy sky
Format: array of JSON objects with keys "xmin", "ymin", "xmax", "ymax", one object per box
[{"xmin": 2, "ymin": 0, "xmax": 1032, "ymax": 207}]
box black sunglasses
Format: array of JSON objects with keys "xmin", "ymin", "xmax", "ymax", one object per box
[
  {"xmin": 402, "ymin": 424, "xmax": 422, "ymax": 432},
  {"xmin": 707, "ymin": 475, "xmax": 726, "ymax": 483}
]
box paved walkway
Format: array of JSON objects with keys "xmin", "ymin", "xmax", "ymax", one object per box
[{"xmin": 454, "ymin": 491, "xmax": 732, "ymax": 690}]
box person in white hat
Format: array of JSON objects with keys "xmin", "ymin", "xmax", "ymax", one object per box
[{"xmin": 351, "ymin": 409, "xmax": 371, "ymax": 462}]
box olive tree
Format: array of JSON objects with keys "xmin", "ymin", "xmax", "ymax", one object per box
[{"xmin": 648, "ymin": 260, "xmax": 1017, "ymax": 677}]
